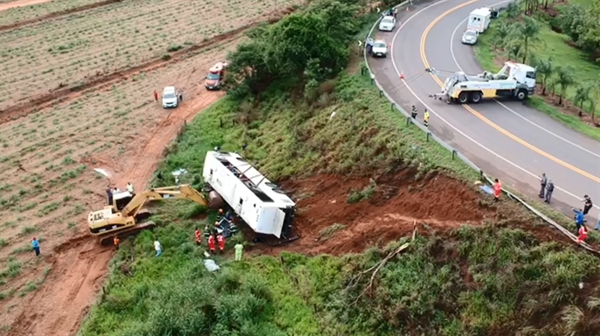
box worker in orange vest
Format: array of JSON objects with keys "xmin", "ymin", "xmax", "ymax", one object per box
[
  {"xmin": 113, "ymin": 236, "xmax": 120, "ymax": 251},
  {"xmin": 216, "ymin": 234, "xmax": 225, "ymax": 253},
  {"xmin": 207, "ymin": 235, "xmax": 216, "ymax": 253},
  {"xmin": 194, "ymin": 228, "xmax": 202, "ymax": 245},
  {"xmin": 493, "ymin": 179, "xmax": 501, "ymax": 201},
  {"xmin": 577, "ymin": 225, "xmax": 588, "ymax": 245}
]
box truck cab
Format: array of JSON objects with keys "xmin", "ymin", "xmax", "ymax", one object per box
[{"xmin": 205, "ymin": 62, "xmax": 227, "ymax": 90}]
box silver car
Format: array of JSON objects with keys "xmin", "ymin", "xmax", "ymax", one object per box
[
  {"xmin": 378, "ymin": 16, "xmax": 396, "ymax": 32},
  {"xmin": 461, "ymin": 30, "xmax": 478, "ymax": 45}
]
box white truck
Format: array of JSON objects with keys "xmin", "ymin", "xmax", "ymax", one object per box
[
  {"xmin": 202, "ymin": 151, "xmax": 297, "ymax": 242},
  {"xmin": 428, "ymin": 61, "xmax": 537, "ymax": 104},
  {"xmin": 467, "ymin": 8, "xmax": 491, "ymax": 33}
]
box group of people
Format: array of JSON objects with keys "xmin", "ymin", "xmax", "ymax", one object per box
[
  {"xmin": 411, "ymin": 105, "xmax": 430, "ymax": 128},
  {"xmin": 105, "ymin": 182, "xmax": 135, "ymax": 205},
  {"xmin": 195, "ymin": 209, "xmax": 244, "ymax": 261},
  {"xmin": 538, "ymin": 173, "xmax": 555, "ymax": 203}
]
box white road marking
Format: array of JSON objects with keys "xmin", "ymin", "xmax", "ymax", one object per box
[
  {"xmin": 388, "ymin": 0, "xmax": 600, "ymax": 210},
  {"xmin": 449, "ymin": 11, "xmax": 600, "ymax": 159}
]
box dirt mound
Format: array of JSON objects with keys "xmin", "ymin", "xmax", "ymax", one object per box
[
  {"xmin": 0, "ymin": 0, "xmax": 123, "ymax": 33},
  {"xmin": 251, "ymin": 170, "xmax": 496, "ymax": 256},
  {"xmin": 0, "ymin": 5, "xmax": 296, "ymax": 125}
]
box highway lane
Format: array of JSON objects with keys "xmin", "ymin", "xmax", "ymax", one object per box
[{"xmin": 369, "ymin": 0, "xmax": 600, "ymax": 223}]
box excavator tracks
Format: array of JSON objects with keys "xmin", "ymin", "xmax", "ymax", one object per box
[{"xmin": 97, "ymin": 221, "xmax": 156, "ymax": 246}]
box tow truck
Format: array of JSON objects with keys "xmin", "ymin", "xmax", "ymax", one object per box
[{"xmin": 428, "ymin": 61, "xmax": 537, "ymax": 104}]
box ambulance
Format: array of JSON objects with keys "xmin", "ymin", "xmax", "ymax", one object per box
[{"xmin": 466, "ymin": 8, "xmax": 491, "ymax": 33}]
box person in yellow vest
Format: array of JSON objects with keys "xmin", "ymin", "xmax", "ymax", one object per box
[{"xmin": 423, "ymin": 109, "xmax": 430, "ymax": 127}]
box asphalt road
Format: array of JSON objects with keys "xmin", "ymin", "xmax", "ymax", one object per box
[{"xmin": 369, "ymin": 0, "xmax": 600, "ymax": 224}]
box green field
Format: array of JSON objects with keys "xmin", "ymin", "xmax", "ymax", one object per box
[
  {"xmin": 474, "ymin": 4, "xmax": 600, "ymax": 141},
  {"xmin": 77, "ymin": 1, "xmax": 600, "ymax": 335}
]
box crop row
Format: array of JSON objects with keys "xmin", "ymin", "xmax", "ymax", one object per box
[
  {"xmin": 0, "ymin": 40, "xmax": 234, "ymax": 235},
  {"xmin": 0, "ymin": 0, "xmax": 106, "ymax": 27},
  {"xmin": 0, "ymin": 0, "xmax": 299, "ymax": 110}
]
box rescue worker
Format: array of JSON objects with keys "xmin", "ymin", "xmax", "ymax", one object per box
[
  {"xmin": 31, "ymin": 237, "xmax": 40, "ymax": 257},
  {"xmin": 113, "ymin": 236, "xmax": 120, "ymax": 251},
  {"xmin": 366, "ymin": 38, "xmax": 374, "ymax": 55},
  {"xmin": 577, "ymin": 225, "xmax": 588, "ymax": 245},
  {"xmin": 207, "ymin": 235, "xmax": 216, "ymax": 253},
  {"xmin": 153, "ymin": 90, "xmax": 158, "ymax": 102},
  {"xmin": 538, "ymin": 173, "xmax": 547, "ymax": 198},
  {"xmin": 573, "ymin": 208, "xmax": 585, "ymax": 233},
  {"xmin": 411, "ymin": 105, "xmax": 417, "ymax": 119},
  {"xmin": 583, "ymin": 195, "xmax": 593, "ymax": 216},
  {"xmin": 154, "ymin": 240, "xmax": 162, "ymax": 257},
  {"xmin": 194, "ymin": 228, "xmax": 202, "ymax": 245},
  {"xmin": 234, "ymin": 243, "xmax": 244, "ymax": 261},
  {"xmin": 393, "ymin": 7, "xmax": 398, "ymax": 18},
  {"xmin": 217, "ymin": 209, "xmax": 224, "ymax": 221},
  {"xmin": 127, "ymin": 182, "xmax": 134, "ymax": 194},
  {"xmin": 423, "ymin": 109, "xmax": 430, "ymax": 127},
  {"xmin": 216, "ymin": 234, "xmax": 225, "ymax": 253},
  {"xmin": 544, "ymin": 180, "xmax": 554, "ymax": 203},
  {"xmin": 493, "ymin": 179, "xmax": 501, "ymax": 201}
]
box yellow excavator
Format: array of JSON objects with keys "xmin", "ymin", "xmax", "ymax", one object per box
[{"xmin": 88, "ymin": 185, "xmax": 211, "ymax": 245}]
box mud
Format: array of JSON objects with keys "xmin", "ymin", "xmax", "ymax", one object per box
[
  {"xmin": 0, "ymin": 0, "xmax": 123, "ymax": 32},
  {"xmin": 0, "ymin": 6, "xmax": 295, "ymax": 124}
]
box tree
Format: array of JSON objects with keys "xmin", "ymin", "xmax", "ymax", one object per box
[
  {"xmin": 558, "ymin": 4, "xmax": 587, "ymax": 43},
  {"xmin": 518, "ymin": 17, "xmax": 542, "ymax": 63},
  {"xmin": 532, "ymin": 57, "xmax": 554, "ymax": 95},
  {"xmin": 492, "ymin": 21, "xmax": 516, "ymax": 50},
  {"xmin": 589, "ymin": 82, "xmax": 600, "ymax": 123},
  {"xmin": 554, "ymin": 66, "xmax": 576, "ymax": 107},
  {"xmin": 505, "ymin": 2, "xmax": 521, "ymax": 19},
  {"xmin": 573, "ymin": 84, "xmax": 592, "ymax": 114}
]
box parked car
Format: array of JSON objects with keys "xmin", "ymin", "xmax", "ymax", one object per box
[
  {"xmin": 371, "ymin": 40, "xmax": 388, "ymax": 58},
  {"xmin": 162, "ymin": 86, "xmax": 179, "ymax": 109},
  {"xmin": 461, "ymin": 30, "xmax": 478, "ymax": 45},
  {"xmin": 378, "ymin": 15, "xmax": 396, "ymax": 32}
]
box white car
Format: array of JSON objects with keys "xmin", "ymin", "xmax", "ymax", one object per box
[
  {"xmin": 461, "ymin": 30, "xmax": 478, "ymax": 45},
  {"xmin": 162, "ymin": 86, "xmax": 179, "ymax": 109},
  {"xmin": 378, "ymin": 16, "xmax": 396, "ymax": 32},
  {"xmin": 371, "ymin": 40, "xmax": 388, "ymax": 58}
]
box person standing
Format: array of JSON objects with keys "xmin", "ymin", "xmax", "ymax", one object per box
[
  {"xmin": 411, "ymin": 105, "xmax": 417, "ymax": 119},
  {"xmin": 207, "ymin": 235, "xmax": 216, "ymax": 254},
  {"xmin": 393, "ymin": 7, "xmax": 398, "ymax": 18},
  {"xmin": 423, "ymin": 109, "xmax": 430, "ymax": 127},
  {"xmin": 31, "ymin": 237, "xmax": 40, "ymax": 257},
  {"xmin": 113, "ymin": 236, "xmax": 120, "ymax": 251},
  {"xmin": 573, "ymin": 208, "xmax": 585, "ymax": 233},
  {"xmin": 153, "ymin": 90, "xmax": 158, "ymax": 102},
  {"xmin": 234, "ymin": 243, "xmax": 244, "ymax": 261},
  {"xmin": 595, "ymin": 216, "xmax": 600, "ymax": 231},
  {"xmin": 194, "ymin": 228, "xmax": 202, "ymax": 245},
  {"xmin": 577, "ymin": 225, "xmax": 588, "ymax": 245},
  {"xmin": 583, "ymin": 195, "xmax": 593, "ymax": 216},
  {"xmin": 544, "ymin": 180, "xmax": 554, "ymax": 203},
  {"xmin": 106, "ymin": 188, "xmax": 113, "ymax": 205},
  {"xmin": 126, "ymin": 182, "xmax": 134, "ymax": 194},
  {"xmin": 538, "ymin": 173, "xmax": 547, "ymax": 198},
  {"xmin": 493, "ymin": 179, "xmax": 501, "ymax": 201},
  {"xmin": 154, "ymin": 240, "xmax": 162, "ymax": 257},
  {"xmin": 216, "ymin": 234, "xmax": 225, "ymax": 254}
]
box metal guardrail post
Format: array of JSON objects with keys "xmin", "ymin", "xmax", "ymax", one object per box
[
  {"xmin": 406, "ymin": 117, "xmax": 410, "ymax": 125},
  {"xmin": 379, "ymin": 90, "xmax": 383, "ymax": 97},
  {"xmin": 391, "ymin": 103, "xmax": 395, "ymax": 111},
  {"xmin": 452, "ymin": 149, "xmax": 456, "ymax": 160},
  {"xmin": 426, "ymin": 132, "xmax": 430, "ymax": 142}
]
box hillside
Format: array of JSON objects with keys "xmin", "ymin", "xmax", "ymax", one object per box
[{"xmin": 78, "ymin": 1, "xmax": 600, "ymax": 334}]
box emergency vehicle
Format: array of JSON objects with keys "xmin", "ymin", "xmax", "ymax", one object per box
[
  {"xmin": 428, "ymin": 61, "xmax": 537, "ymax": 104},
  {"xmin": 205, "ymin": 62, "xmax": 227, "ymax": 90},
  {"xmin": 467, "ymin": 8, "xmax": 491, "ymax": 33}
]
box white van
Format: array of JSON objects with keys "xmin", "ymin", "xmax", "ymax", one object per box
[
  {"xmin": 161, "ymin": 86, "xmax": 179, "ymax": 109},
  {"xmin": 467, "ymin": 8, "xmax": 491, "ymax": 33}
]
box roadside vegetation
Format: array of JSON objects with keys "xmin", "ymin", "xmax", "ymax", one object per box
[
  {"xmin": 474, "ymin": 0, "xmax": 600, "ymax": 140},
  {"xmin": 79, "ymin": 0, "xmax": 600, "ymax": 335}
]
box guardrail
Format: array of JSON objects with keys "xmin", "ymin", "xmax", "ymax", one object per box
[{"xmin": 362, "ymin": 1, "xmax": 599, "ymax": 254}]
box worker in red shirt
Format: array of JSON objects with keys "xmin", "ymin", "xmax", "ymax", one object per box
[
  {"xmin": 207, "ymin": 235, "xmax": 216, "ymax": 253},
  {"xmin": 493, "ymin": 179, "xmax": 501, "ymax": 201},
  {"xmin": 194, "ymin": 228, "xmax": 202, "ymax": 245},
  {"xmin": 153, "ymin": 90, "xmax": 158, "ymax": 102},
  {"xmin": 216, "ymin": 234, "xmax": 225, "ymax": 253},
  {"xmin": 577, "ymin": 225, "xmax": 588, "ymax": 245}
]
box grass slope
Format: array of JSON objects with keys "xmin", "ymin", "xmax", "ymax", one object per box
[
  {"xmin": 79, "ymin": 70, "xmax": 600, "ymax": 336},
  {"xmin": 474, "ymin": 15, "xmax": 600, "ymax": 141}
]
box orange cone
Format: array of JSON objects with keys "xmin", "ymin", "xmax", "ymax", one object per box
[{"xmin": 400, "ymin": 71, "xmax": 405, "ymax": 79}]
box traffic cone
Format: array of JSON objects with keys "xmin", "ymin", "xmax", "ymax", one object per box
[{"xmin": 400, "ymin": 71, "xmax": 405, "ymax": 79}]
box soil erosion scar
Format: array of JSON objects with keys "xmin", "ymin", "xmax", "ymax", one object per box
[{"xmin": 420, "ymin": 1, "xmax": 600, "ymax": 184}]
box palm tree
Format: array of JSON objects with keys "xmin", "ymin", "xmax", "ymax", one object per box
[
  {"xmin": 518, "ymin": 17, "xmax": 542, "ymax": 63},
  {"xmin": 590, "ymin": 82, "xmax": 600, "ymax": 123},
  {"xmin": 554, "ymin": 66, "xmax": 575, "ymax": 107},
  {"xmin": 504, "ymin": 39, "xmax": 524, "ymax": 62},
  {"xmin": 505, "ymin": 2, "xmax": 521, "ymax": 19},
  {"xmin": 532, "ymin": 57, "xmax": 554, "ymax": 95},
  {"xmin": 492, "ymin": 22, "xmax": 516, "ymax": 50},
  {"xmin": 573, "ymin": 84, "xmax": 592, "ymax": 111}
]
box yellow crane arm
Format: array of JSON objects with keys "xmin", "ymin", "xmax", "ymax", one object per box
[{"xmin": 122, "ymin": 184, "xmax": 208, "ymax": 217}]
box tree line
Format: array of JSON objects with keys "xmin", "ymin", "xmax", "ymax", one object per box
[{"xmin": 491, "ymin": 1, "xmax": 600, "ymax": 121}]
